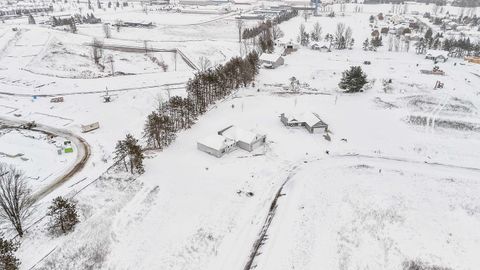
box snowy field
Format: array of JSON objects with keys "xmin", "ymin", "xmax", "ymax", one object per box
[
  {"xmin": 0, "ymin": 128, "xmax": 77, "ymax": 193},
  {"xmin": 0, "ymin": 1, "xmax": 479, "ymax": 270}
]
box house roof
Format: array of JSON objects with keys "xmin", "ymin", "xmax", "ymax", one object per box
[
  {"xmin": 311, "ymin": 42, "xmax": 329, "ymax": 48},
  {"xmin": 198, "ymin": 134, "xmax": 235, "ymax": 151},
  {"xmin": 219, "ymin": 126, "xmax": 262, "ymax": 144},
  {"xmin": 283, "ymin": 112, "xmax": 327, "ymax": 127},
  {"xmin": 259, "ymin": 53, "xmax": 283, "ymax": 63}
]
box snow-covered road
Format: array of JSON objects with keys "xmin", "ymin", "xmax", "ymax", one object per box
[{"xmin": 0, "ymin": 116, "xmax": 90, "ymax": 202}]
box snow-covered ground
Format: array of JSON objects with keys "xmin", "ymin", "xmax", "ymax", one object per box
[
  {"xmin": 0, "ymin": 1, "xmax": 479, "ymax": 270},
  {"xmin": 0, "ymin": 128, "xmax": 77, "ymax": 192}
]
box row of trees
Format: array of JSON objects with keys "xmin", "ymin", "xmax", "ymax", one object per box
[
  {"xmin": 363, "ymin": 36, "xmax": 383, "ymax": 51},
  {"xmin": 298, "ymin": 22, "xmax": 354, "ymax": 50},
  {"xmin": 51, "ymin": 13, "xmax": 100, "ymax": 27},
  {"xmin": 186, "ymin": 52, "xmax": 260, "ymax": 114},
  {"xmin": 443, "ymin": 37, "xmax": 480, "ymax": 57},
  {"xmin": 112, "ymin": 52, "xmax": 260, "ymax": 175},
  {"xmin": 241, "ymin": 10, "xmax": 298, "ymax": 40},
  {"xmin": 414, "ymin": 28, "xmax": 480, "ymax": 57}
]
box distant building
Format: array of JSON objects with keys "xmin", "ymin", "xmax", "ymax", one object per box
[
  {"xmin": 81, "ymin": 122, "xmax": 100, "ymax": 133},
  {"xmin": 198, "ymin": 126, "xmax": 266, "ymax": 157},
  {"xmin": 310, "ymin": 42, "xmax": 329, "ymax": 52},
  {"xmin": 280, "ymin": 112, "xmax": 328, "ymax": 133},
  {"xmin": 218, "ymin": 125, "xmax": 266, "ymax": 152},
  {"xmin": 426, "ymin": 50, "xmax": 448, "ymax": 62},
  {"xmin": 197, "ymin": 134, "xmax": 236, "ymax": 158},
  {"xmin": 259, "ymin": 53, "xmax": 284, "ymax": 69}
]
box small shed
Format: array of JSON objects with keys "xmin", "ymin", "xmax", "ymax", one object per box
[
  {"xmin": 50, "ymin": 97, "xmax": 64, "ymax": 103},
  {"xmin": 218, "ymin": 125, "xmax": 266, "ymax": 152},
  {"xmin": 197, "ymin": 134, "xmax": 236, "ymax": 158},
  {"xmin": 81, "ymin": 122, "xmax": 100, "ymax": 133},
  {"xmin": 259, "ymin": 53, "xmax": 284, "ymax": 69}
]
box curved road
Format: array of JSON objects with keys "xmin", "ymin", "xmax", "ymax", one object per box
[{"xmin": 0, "ymin": 116, "xmax": 90, "ymax": 202}]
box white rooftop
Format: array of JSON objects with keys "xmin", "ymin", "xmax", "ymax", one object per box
[
  {"xmin": 198, "ymin": 134, "xmax": 235, "ymax": 151},
  {"xmin": 259, "ymin": 53, "xmax": 283, "ymax": 63},
  {"xmin": 283, "ymin": 112, "xmax": 326, "ymax": 127},
  {"xmin": 220, "ymin": 126, "xmax": 261, "ymax": 144}
]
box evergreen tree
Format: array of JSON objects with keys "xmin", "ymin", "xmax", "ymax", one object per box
[
  {"xmin": 371, "ymin": 36, "xmax": 383, "ymax": 49},
  {"xmin": 424, "ymin": 28, "xmax": 433, "ymax": 40},
  {"xmin": 114, "ymin": 134, "xmax": 144, "ymax": 174},
  {"xmin": 144, "ymin": 111, "xmax": 176, "ymax": 149},
  {"xmin": 0, "ymin": 237, "xmax": 19, "ymax": 270},
  {"xmin": 338, "ymin": 66, "xmax": 368, "ymax": 93},
  {"xmin": 69, "ymin": 18, "xmax": 77, "ymax": 33},
  {"xmin": 47, "ymin": 197, "xmax": 79, "ymax": 234},
  {"xmin": 363, "ymin": 38, "xmax": 369, "ymax": 51},
  {"xmin": 28, "ymin": 14, "xmax": 36, "ymax": 25}
]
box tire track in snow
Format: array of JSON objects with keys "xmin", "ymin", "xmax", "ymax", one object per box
[
  {"xmin": 243, "ymin": 165, "xmax": 299, "ymax": 270},
  {"xmin": 243, "ymin": 153, "xmax": 480, "ymax": 269}
]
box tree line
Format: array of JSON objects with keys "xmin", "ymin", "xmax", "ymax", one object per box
[
  {"xmin": 415, "ymin": 28, "xmax": 480, "ymax": 57},
  {"xmin": 242, "ymin": 10, "xmax": 298, "ymax": 40},
  {"xmin": 51, "ymin": 13, "xmax": 101, "ymax": 27},
  {"xmin": 113, "ymin": 52, "xmax": 260, "ymax": 175}
]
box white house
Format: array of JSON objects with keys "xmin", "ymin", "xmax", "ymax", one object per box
[
  {"xmin": 218, "ymin": 125, "xmax": 266, "ymax": 152},
  {"xmin": 310, "ymin": 42, "xmax": 330, "ymax": 52},
  {"xmin": 259, "ymin": 53, "xmax": 284, "ymax": 69},
  {"xmin": 425, "ymin": 50, "xmax": 448, "ymax": 62},
  {"xmin": 197, "ymin": 134, "xmax": 236, "ymax": 158},
  {"xmin": 280, "ymin": 112, "xmax": 328, "ymax": 133}
]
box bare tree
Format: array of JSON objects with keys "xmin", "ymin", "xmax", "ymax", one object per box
[
  {"xmin": 198, "ymin": 56, "xmax": 212, "ymax": 72},
  {"xmin": 344, "ymin": 26, "xmax": 353, "ymax": 48},
  {"xmin": 312, "ymin": 22, "xmax": 322, "ymax": 42},
  {"xmin": 272, "ymin": 23, "xmax": 284, "ymax": 40},
  {"xmin": 103, "ymin": 23, "xmax": 111, "ymax": 38},
  {"xmin": 0, "ymin": 163, "xmax": 34, "ymax": 237},
  {"xmin": 432, "ymin": 4, "xmax": 439, "ymax": 16},
  {"xmin": 92, "ymin": 38, "xmax": 104, "ymax": 66},
  {"xmin": 335, "ymin": 22, "xmax": 345, "ymax": 41},
  {"xmin": 303, "ymin": 11, "xmax": 310, "ymax": 22}
]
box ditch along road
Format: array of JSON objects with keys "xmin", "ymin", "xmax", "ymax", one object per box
[{"xmin": 0, "ymin": 116, "xmax": 90, "ymax": 202}]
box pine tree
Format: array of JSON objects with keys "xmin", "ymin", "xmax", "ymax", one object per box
[
  {"xmin": 28, "ymin": 14, "xmax": 36, "ymax": 25},
  {"xmin": 363, "ymin": 38, "xmax": 369, "ymax": 51},
  {"xmin": 114, "ymin": 134, "xmax": 144, "ymax": 174},
  {"xmin": 338, "ymin": 66, "xmax": 368, "ymax": 93},
  {"xmin": 69, "ymin": 18, "xmax": 77, "ymax": 33},
  {"xmin": 47, "ymin": 197, "xmax": 79, "ymax": 234},
  {"xmin": 0, "ymin": 237, "xmax": 19, "ymax": 270}
]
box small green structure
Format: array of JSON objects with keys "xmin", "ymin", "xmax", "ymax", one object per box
[{"xmin": 64, "ymin": 147, "xmax": 74, "ymax": 153}]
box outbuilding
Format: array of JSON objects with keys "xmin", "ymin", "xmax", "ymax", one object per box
[
  {"xmin": 259, "ymin": 53, "xmax": 284, "ymax": 69},
  {"xmin": 425, "ymin": 50, "xmax": 448, "ymax": 62},
  {"xmin": 197, "ymin": 134, "xmax": 236, "ymax": 158},
  {"xmin": 218, "ymin": 125, "xmax": 266, "ymax": 152}
]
